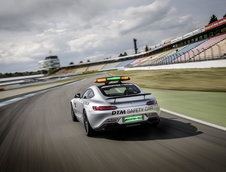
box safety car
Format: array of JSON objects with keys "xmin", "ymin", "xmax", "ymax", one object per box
[{"xmin": 70, "ymin": 76, "xmax": 160, "ymax": 136}]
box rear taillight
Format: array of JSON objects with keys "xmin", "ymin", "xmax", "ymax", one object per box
[
  {"xmin": 93, "ymin": 106, "xmax": 118, "ymax": 111},
  {"xmin": 146, "ymin": 100, "xmax": 157, "ymax": 105}
]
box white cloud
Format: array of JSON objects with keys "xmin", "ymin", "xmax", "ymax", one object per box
[{"xmin": 0, "ymin": 0, "xmax": 225, "ymax": 73}]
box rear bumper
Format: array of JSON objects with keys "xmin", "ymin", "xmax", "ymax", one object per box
[
  {"xmin": 88, "ymin": 105, "xmax": 160, "ymax": 130},
  {"xmin": 94, "ymin": 113, "xmax": 160, "ymax": 131}
]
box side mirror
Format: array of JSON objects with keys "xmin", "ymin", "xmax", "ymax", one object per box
[{"xmin": 74, "ymin": 93, "xmax": 81, "ymax": 98}]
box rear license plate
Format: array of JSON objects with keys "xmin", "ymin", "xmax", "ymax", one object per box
[{"xmin": 123, "ymin": 115, "xmax": 143, "ymax": 123}]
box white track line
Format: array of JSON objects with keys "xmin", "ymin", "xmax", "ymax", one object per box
[
  {"xmin": 161, "ymin": 108, "xmax": 226, "ymax": 131},
  {"xmin": 0, "ymin": 80, "xmax": 83, "ymax": 107}
]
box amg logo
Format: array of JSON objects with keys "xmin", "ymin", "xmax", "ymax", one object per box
[{"xmin": 112, "ymin": 110, "xmax": 126, "ymax": 115}]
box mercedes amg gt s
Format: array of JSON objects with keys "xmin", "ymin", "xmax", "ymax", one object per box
[{"xmin": 70, "ymin": 76, "xmax": 160, "ymax": 136}]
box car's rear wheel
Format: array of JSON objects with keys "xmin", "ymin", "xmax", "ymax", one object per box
[
  {"xmin": 71, "ymin": 103, "xmax": 78, "ymax": 122},
  {"xmin": 83, "ymin": 111, "xmax": 95, "ymax": 137}
]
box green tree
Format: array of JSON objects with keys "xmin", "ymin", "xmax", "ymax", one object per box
[
  {"xmin": 209, "ymin": 14, "xmax": 218, "ymax": 24},
  {"xmin": 224, "ymin": 14, "xmax": 226, "ymax": 18},
  {"xmin": 123, "ymin": 52, "xmax": 127, "ymax": 56}
]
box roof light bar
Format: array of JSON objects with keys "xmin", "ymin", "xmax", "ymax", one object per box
[
  {"xmin": 95, "ymin": 76, "xmax": 130, "ymax": 83},
  {"xmin": 121, "ymin": 76, "xmax": 130, "ymax": 80}
]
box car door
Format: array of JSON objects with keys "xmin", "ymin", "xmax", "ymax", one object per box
[{"xmin": 76, "ymin": 89, "xmax": 94, "ymax": 119}]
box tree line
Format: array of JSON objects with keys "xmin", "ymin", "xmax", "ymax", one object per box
[{"xmin": 209, "ymin": 14, "xmax": 226, "ymax": 24}]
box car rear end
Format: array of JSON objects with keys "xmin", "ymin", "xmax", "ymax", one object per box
[
  {"xmin": 99, "ymin": 94, "xmax": 160, "ymax": 130},
  {"xmin": 88, "ymin": 78, "xmax": 160, "ymax": 130}
]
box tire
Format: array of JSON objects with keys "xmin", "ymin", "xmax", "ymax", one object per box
[
  {"xmin": 83, "ymin": 111, "xmax": 95, "ymax": 137},
  {"xmin": 71, "ymin": 103, "xmax": 78, "ymax": 122}
]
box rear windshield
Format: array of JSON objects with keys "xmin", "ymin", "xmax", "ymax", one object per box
[{"xmin": 99, "ymin": 84, "xmax": 141, "ymax": 97}]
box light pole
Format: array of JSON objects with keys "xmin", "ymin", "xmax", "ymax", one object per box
[{"xmin": 133, "ymin": 38, "xmax": 138, "ymax": 54}]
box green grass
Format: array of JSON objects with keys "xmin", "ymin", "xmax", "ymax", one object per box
[
  {"xmin": 109, "ymin": 68, "xmax": 226, "ymax": 92},
  {"xmin": 109, "ymin": 68, "xmax": 226, "ymax": 127},
  {"xmin": 144, "ymin": 88, "xmax": 226, "ymax": 127}
]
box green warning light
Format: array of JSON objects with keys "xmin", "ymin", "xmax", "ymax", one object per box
[{"xmin": 107, "ymin": 76, "xmax": 121, "ymax": 81}]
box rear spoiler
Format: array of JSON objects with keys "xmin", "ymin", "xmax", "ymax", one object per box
[{"xmin": 107, "ymin": 93, "xmax": 151, "ymax": 103}]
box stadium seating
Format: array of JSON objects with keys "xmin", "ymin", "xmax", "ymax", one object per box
[
  {"xmin": 152, "ymin": 46, "xmax": 187, "ymax": 65},
  {"xmin": 130, "ymin": 56, "xmax": 149, "ymax": 67},
  {"xmin": 159, "ymin": 40, "xmax": 206, "ymax": 64},
  {"xmin": 52, "ymin": 31, "xmax": 226, "ymax": 75},
  {"xmin": 116, "ymin": 59, "xmax": 136, "ymax": 68},
  {"xmin": 197, "ymin": 38, "xmax": 226, "ymax": 60},
  {"xmin": 75, "ymin": 66, "xmax": 88, "ymax": 73},
  {"xmin": 175, "ymin": 33, "xmax": 226, "ymax": 62},
  {"xmin": 54, "ymin": 68, "xmax": 77, "ymax": 75},
  {"xmin": 135, "ymin": 55, "xmax": 154, "ymax": 66},
  {"xmin": 86, "ymin": 64, "xmax": 105, "ymax": 71},
  {"xmin": 101, "ymin": 62, "xmax": 121, "ymax": 70},
  {"xmin": 141, "ymin": 50, "xmax": 174, "ymax": 66}
]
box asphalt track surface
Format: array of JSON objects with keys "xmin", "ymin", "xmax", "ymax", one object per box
[{"xmin": 0, "ymin": 75, "xmax": 226, "ymax": 172}]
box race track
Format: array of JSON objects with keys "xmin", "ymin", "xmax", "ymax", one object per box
[{"xmin": 0, "ymin": 75, "xmax": 226, "ymax": 172}]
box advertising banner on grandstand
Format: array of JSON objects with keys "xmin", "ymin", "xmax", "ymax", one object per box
[{"xmin": 205, "ymin": 17, "xmax": 226, "ymax": 31}]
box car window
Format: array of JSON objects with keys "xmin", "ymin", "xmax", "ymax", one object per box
[
  {"xmin": 88, "ymin": 90, "xmax": 94, "ymax": 98},
  {"xmin": 82, "ymin": 89, "xmax": 94, "ymax": 99},
  {"xmin": 99, "ymin": 84, "xmax": 140, "ymax": 97}
]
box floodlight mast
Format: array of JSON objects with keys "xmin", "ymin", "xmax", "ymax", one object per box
[{"xmin": 133, "ymin": 38, "xmax": 138, "ymax": 54}]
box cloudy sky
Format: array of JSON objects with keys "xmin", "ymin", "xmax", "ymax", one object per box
[{"xmin": 0, "ymin": 0, "xmax": 225, "ymax": 73}]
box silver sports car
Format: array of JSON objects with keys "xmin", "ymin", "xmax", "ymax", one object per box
[{"xmin": 70, "ymin": 76, "xmax": 160, "ymax": 136}]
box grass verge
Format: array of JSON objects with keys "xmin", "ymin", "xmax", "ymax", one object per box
[
  {"xmin": 109, "ymin": 68, "xmax": 226, "ymax": 92},
  {"xmin": 144, "ymin": 88, "xmax": 226, "ymax": 127},
  {"xmin": 109, "ymin": 69, "xmax": 226, "ymax": 127}
]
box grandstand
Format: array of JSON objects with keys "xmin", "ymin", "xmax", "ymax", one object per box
[
  {"xmin": 74, "ymin": 66, "xmax": 88, "ymax": 73},
  {"xmin": 151, "ymin": 47, "xmax": 186, "ymax": 65},
  {"xmin": 52, "ymin": 17, "xmax": 226, "ymax": 75},
  {"xmin": 116, "ymin": 59, "xmax": 136, "ymax": 68},
  {"xmin": 198, "ymin": 37, "xmax": 226, "ymax": 60},
  {"xmin": 176, "ymin": 33, "xmax": 226, "ymax": 62},
  {"xmin": 141, "ymin": 49, "xmax": 179, "ymax": 66},
  {"xmin": 160, "ymin": 40, "xmax": 206, "ymax": 64},
  {"xmin": 86, "ymin": 64, "xmax": 105, "ymax": 72},
  {"xmin": 130, "ymin": 56, "xmax": 149, "ymax": 67},
  {"xmin": 54, "ymin": 68, "xmax": 77, "ymax": 75},
  {"xmin": 101, "ymin": 62, "xmax": 121, "ymax": 71}
]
